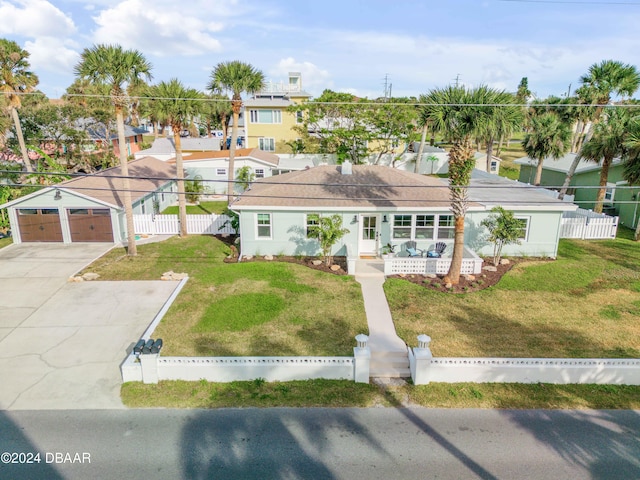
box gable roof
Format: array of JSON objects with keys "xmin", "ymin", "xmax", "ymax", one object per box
[
  {"xmin": 137, "ymin": 137, "xmax": 222, "ymax": 156},
  {"xmin": 514, "ymin": 153, "xmax": 623, "ymax": 175},
  {"xmin": 232, "ymin": 165, "xmax": 576, "ymax": 212},
  {"xmin": 167, "ymin": 148, "xmax": 280, "ymax": 166}
]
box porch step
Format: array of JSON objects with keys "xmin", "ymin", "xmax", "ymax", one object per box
[{"xmin": 370, "ymin": 350, "xmax": 411, "ymax": 378}]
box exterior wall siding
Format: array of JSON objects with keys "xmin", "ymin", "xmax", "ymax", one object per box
[
  {"xmin": 185, "ymin": 159, "xmax": 275, "ymax": 195},
  {"xmin": 237, "ymin": 209, "xmax": 565, "ymax": 259}
]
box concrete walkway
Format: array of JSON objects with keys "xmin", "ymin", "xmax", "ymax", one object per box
[{"xmin": 354, "ymin": 260, "xmax": 409, "ymax": 377}]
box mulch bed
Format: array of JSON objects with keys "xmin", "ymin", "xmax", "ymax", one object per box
[{"xmin": 388, "ymin": 260, "xmax": 516, "ymax": 293}]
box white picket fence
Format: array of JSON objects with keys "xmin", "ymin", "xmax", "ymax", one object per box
[
  {"xmin": 133, "ymin": 214, "xmax": 235, "ymax": 235},
  {"xmin": 560, "ymin": 208, "xmax": 618, "ymax": 239}
]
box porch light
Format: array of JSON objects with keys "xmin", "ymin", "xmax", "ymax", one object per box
[
  {"xmin": 383, "ymin": 215, "xmax": 388, "ymax": 223},
  {"xmin": 352, "ymin": 215, "xmax": 358, "ymax": 223},
  {"xmin": 54, "ymin": 189, "xmax": 62, "ymax": 200}
]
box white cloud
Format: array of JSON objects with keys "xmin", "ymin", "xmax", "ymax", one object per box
[
  {"xmin": 0, "ymin": 0, "xmax": 76, "ymax": 37},
  {"xmin": 25, "ymin": 37, "xmax": 80, "ymax": 75},
  {"xmin": 269, "ymin": 57, "xmax": 332, "ymax": 92},
  {"xmin": 91, "ymin": 0, "xmax": 241, "ymax": 56}
]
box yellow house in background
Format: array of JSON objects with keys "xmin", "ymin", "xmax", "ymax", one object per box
[{"xmin": 244, "ymin": 72, "xmax": 311, "ymax": 152}]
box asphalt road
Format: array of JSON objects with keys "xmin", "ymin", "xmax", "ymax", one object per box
[{"xmin": 1, "ymin": 408, "xmax": 638, "ymax": 480}]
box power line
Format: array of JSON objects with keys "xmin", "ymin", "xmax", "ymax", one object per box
[{"xmin": 499, "ymin": 0, "xmax": 640, "ymax": 4}]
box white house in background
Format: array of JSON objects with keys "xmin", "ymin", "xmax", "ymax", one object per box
[
  {"xmin": 134, "ymin": 137, "xmax": 222, "ymax": 161},
  {"xmin": 1, "ymin": 157, "xmax": 177, "ymax": 244}
]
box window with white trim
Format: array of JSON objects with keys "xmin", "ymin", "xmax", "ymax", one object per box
[
  {"xmin": 257, "ymin": 213, "xmax": 272, "ymax": 238},
  {"xmin": 258, "ymin": 138, "xmax": 275, "ymax": 152},
  {"xmin": 392, "ymin": 215, "xmax": 412, "ymax": 239},
  {"xmin": 140, "ymin": 197, "xmax": 146, "ymax": 214},
  {"xmin": 306, "ymin": 214, "xmax": 319, "ymax": 238},
  {"xmin": 216, "ymin": 168, "xmax": 226, "ymax": 176},
  {"xmin": 515, "ymin": 216, "xmax": 530, "ymax": 241},
  {"xmin": 490, "ymin": 161, "xmax": 498, "ymax": 172},
  {"xmin": 296, "ymin": 111, "xmax": 303, "ymax": 123},
  {"xmin": 604, "ymin": 183, "xmax": 615, "ymax": 204},
  {"xmin": 437, "ymin": 215, "xmax": 455, "ymax": 239},
  {"xmin": 255, "ymin": 168, "xmax": 265, "ymax": 178},
  {"xmin": 415, "ymin": 215, "xmax": 435, "ymax": 239},
  {"xmin": 250, "ymin": 109, "xmax": 282, "ymax": 124}
]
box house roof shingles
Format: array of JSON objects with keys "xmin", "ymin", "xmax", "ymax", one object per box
[
  {"xmin": 232, "ymin": 165, "xmax": 576, "ymax": 211},
  {"xmin": 232, "ymin": 165, "xmax": 454, "ymax": 209},
  {"xmin": 58, "ymin": 156, "xmax": 176, "ymax": 208},
  {"xmin": 167, "ymin": 148, "xmax": 280, "ymax": 166}
]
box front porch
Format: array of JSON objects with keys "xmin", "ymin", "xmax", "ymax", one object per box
[{"xmin": 347, "ymin": 246, "xmax": 484, "ymax": 276}]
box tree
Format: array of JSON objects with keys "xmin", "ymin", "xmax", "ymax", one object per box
[
  {"xmin": 622, "ymin": 117, "xmax": 640, "ymax": 240},
  {"xmin": 306, "ymin": 214, "xmax": 350, "ymax": 266},
  {"xmin": 236, "ymin": 165, "xmax": 255, "ymax": 191},
  {"xmin": 184, "ymin": 175, "xmax": 204, "ymax": 203},
  {"xmin": 0, "ymin": 39, "xmax": 39, "ymax": 172},
  {"xmin": 366, "ymin": 97, "xmax": 418, "ymax": 165},
  {"xmin": 559, "ymin": 60, "xmax": 640, "ymax": 199},
  {"xmin": 522, "ymin": 112, "xmax": 571, "ymax": 185},
  {"xmin": 208, "ymin": 61, "xmax": 265, "ymax": 201},
  {"xmin": 421, "ymin": 85, "xmax": 500, "ymax": 284},
  {"xmin": 578, "ymin": 108, "xmax": 633, "ymax": 213},
  {"xmin": 477, "ymin": 91, "xmax": 522, "ymax": 172},
  {"xmin": 515, "ymin": 77, "xmax": 531, "ymax": 104},
  {"xmin": 75, "ymin": 44, "xmax": 152, "ymax": 256},
  {"xmin": 201, "ymin": 93, "xmax": 231, "ymax": 142},
  {"xmin": 147, "ymin": 79, "xmax": 201, "ymax": 237},
  {"xmin": 480, "ymin": 207, "xmax": 523, "ymax": 266}
]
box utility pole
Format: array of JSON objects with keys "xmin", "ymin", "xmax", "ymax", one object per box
[
  {"xmin": 383, "ymin": 74, "xmax": 392, "ymax": 101},
  {"xmin": 453, "ymin": 74, "xmax": 461, "ymax": 87}
]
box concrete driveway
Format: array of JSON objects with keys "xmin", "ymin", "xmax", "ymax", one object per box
[{"xmin": 0, "ymin": 243, "xmax": 180, "ymax": 410}]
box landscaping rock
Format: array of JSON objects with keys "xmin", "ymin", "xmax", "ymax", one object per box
[
  {"xmin": 161, "ymin": 271, "xmax": 188, "ymax": 281},
  {"xmin": 425, "ymin": 274, "xmax": 437, "ymax": 279},
  {"xmin": 82, "ymin": 272, "xmax": 100, "ymax": 281},
  {"xmin": 399, "ymin": 273, "xmax": 407, "ymax": 278},
  {"xmin": 463, "ymin": 274, "xmax": 475, "ymax": 281},
  {"xmin": 483, "ymin": 265, "xmax": 498, "ymax": 272},
  {"xmin": 500, "ymin": 258, "xmax": 510, "ymax": 265},
  {"xmin": 311, "ymin": 260, "xmax": 323, "ymax": 266},
  {"xmin": 264, "ymin": 255, "xmax": 274, "ymax": 261},
  {"xmin": 330, "ymin": 265, "xmax": 341, "ymax": 271},
  {"xmin": 445, "ymin": 283, "xmax": 453, "ymax": 289},
  {"xmin": 243, "ymin": 255, "xmax": 253, "ymax": 261},
  {"xmin": 68, "ymin": 276, "xmax": 84, "ymax": 283}
]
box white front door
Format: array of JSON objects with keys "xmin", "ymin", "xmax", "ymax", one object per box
[{"xmin": 358, "ymin": 214, "xmax": 379, "ymax": 255}]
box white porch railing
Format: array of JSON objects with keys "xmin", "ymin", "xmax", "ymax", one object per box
[
  {"xmin": 560, "ymin": 208, "xmax": 618, "ymax": 239},
  {"xmin": 134, "ymin": 214, "xmax": 235, "ymax": 235},
  {"xmin": 384, "ymin": 247, "xmax": 483, "ymax": 276}
]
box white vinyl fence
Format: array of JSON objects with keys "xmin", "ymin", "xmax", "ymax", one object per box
[
  {"xmin": 560, "ymin": 208, "xmax": 618, "ymax": 239},
  {"xmin": 134, "ymin": 214, "xmax": 235, "ymax": 235}
]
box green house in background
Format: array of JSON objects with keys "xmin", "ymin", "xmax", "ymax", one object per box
[{"xmin": 515, "ymin": 153, "xmax": 640, "ymax": 231}]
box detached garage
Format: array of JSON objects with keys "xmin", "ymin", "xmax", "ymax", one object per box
[{"xmin": 2, "ymin": 157, "xmax": 177, "ymax": 244}]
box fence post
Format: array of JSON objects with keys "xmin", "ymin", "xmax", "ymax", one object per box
[
  {"xmin": 353, "ymin": 334, "xmax": 370, "ymax": 383},
  {"xmin": 140, "ymin": 353, "xmax": 160, "ymax": 384},
  {"xmin": 412, "ymin": 334, "xmax": 433, "ymax": 385}
]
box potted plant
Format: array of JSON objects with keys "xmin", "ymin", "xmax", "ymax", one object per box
[{"xmin": 381, "ymin": 243, "xmax": 396, "ymax": 259}]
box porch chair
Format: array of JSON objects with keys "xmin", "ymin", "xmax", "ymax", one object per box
[
  {"xmin": 426, "ymin": 242, "xmax": 447, "ymax": 258},
  {"xmin": 405, "ymin": 241, "xmax": 425, "ymax": 257}
]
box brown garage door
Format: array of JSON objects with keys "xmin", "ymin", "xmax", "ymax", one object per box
[
  {"xmin": 68, "ymin": 208, "xmax": 114, "ymax": 242},
  {"xmin": 17, "ymin": 208, "xmax": 63, "ymax": 242}
]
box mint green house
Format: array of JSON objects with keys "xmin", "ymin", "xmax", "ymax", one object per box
[
  {"xmin": 231, "ymin": 164, "xmax": 577, "ymax": 266},
  {"xmin": 515, "ymin": 153, "xmax": 640, "ymax": 231}
]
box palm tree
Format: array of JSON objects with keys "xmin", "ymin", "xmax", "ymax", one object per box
[
  {"xmin": 522, "ymin": 112, "xmax": 571, "ymax": 185},
  {"xmin": 0, "ymin": 39, "xmax": 39, "ymax": 172},
  {"xmin": 477, "ymin": 91, "xmax": 522, "ymax": 172},
  {"xmin": 208, "ymin": 61, "xmax": 265, "ymax": 201},
  {"xmin": 558, "ymin": 60, "xmax": 640, "ymax": 199},
  {"xmin": 149, "ymin": 79, "xmax": 202, "ymax": 237},
  {"xmin": 621, "ymin": 116, "xmax": 640, "ymax": 240},
  {"xmin": 578, "ymin": 108, "xmax": 630, "ymax": 213},
  {"xmin": 201, "ymin": 93, "xmax": 232, "ymax": 142},
  {"xmin": 75, "ymin": 44, "xmax": 152, "ymax": 256},
  {"xmin": 421, "ymin": 85, "xmax": 498, "ymax": 285}
]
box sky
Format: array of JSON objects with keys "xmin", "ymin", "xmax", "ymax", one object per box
[{"xmin": 2, "ymin": 0, "xmax": 640, "ymax": 101}]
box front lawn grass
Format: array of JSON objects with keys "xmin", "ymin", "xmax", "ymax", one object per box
[
  {"xmin": 385, "ymin": 238, "xmax": 640, "ymax": 358},
  {"xmin": 161, "ymin": 201, "xmax": 227, "ymax": 215},
  {"xmin": 122, "ymin": 380, "xmax": 640, "ymax": 409},
  {"xmin": 82, "ymin": 235, "xmax": 368, "ymax": 356},
  {"xmin": 0, "ymin": 237, "xmax": 13, "ymax": 249}
]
